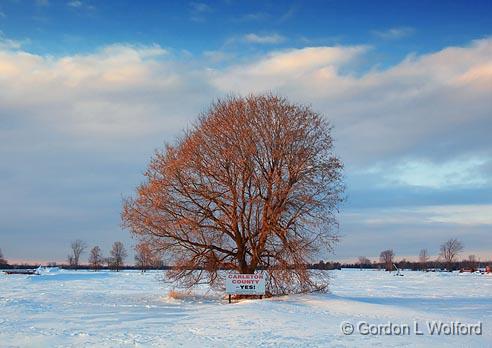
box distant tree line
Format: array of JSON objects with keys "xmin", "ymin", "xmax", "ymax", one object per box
[
  {"xmin": 345, "ymin": 238, "xmax": 488, "ymax": 272},
  {"xmin": 0, "ymin": 240, "xmax": 168, "ymax": 271},
  {"xmin": 64, "ymin": 240, "xmax": 165, "ymax": 272},
  {"xmin": 2, "ymin": 238, "xmax": 489, "ymax": 272},
  {"xmin": 308, "ymin": 261, "xmax": 342, "ymax": 270},
  {"xmin": 344, "ymin": 258, "xmax": 488, "ymax": 272}
]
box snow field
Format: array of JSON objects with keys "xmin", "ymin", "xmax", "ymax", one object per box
[{"xmin": 0, "ymin": 269, "xmax": 490, "ymax": 347}]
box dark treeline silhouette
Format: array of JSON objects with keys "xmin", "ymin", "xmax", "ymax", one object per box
[
  {"xmin": 0, "ymin": 262, "xmax": 173, "ymax": 271},
  {"xmin": 343, "ymin": 259, "xmax": 491, "ymax": 272},
  {"xmin": 2, "ymin": 237, "xmax": 489, "ymax": 272},
  {"xmin": 1, "ymin": 259, "xmax": 490, "ymax": 272},
  {"xmin": 308, "ymin": 261, "xmax": 342, "ymax": 270}
]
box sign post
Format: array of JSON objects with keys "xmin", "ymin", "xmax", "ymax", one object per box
[{"xmin": 225, "ymin": 273, "xmax": 266, "ymax": 303}]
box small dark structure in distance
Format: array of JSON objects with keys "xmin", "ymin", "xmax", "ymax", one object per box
[{"xmin": 3, "ymin": 269, "xmax": 38, "ymax": 275}]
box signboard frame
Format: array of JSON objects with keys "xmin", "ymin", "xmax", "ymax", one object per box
[{"xmin": 225, "ymin": 272, "xmax": 266, "ymax": 303}]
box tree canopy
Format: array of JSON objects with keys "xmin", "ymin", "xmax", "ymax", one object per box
[{"xmin": 122, "ymin": 94, "xmax": 344, "ymax": 294}]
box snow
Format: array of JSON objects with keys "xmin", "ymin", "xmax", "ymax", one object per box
[{"xmin": 0, "ymin": 269, "xmax": 490, "ymax": 347}]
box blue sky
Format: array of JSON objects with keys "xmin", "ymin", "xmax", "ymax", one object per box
[
  {"xmin": 0, "ymin": 0, "xmax": 491, "ymax": 263},
  {"xmin": 3, "ymin": 1, "xmax": 491, "ymax": 59}
]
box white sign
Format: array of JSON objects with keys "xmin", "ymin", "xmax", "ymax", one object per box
[{"xmin": 225, "ymin": 273, "xmax": 266, "ymax": 295}]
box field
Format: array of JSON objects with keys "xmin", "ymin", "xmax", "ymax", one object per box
[{"xmin": 0, "ymin": 269, "xmax": 490, "ymax": 347}]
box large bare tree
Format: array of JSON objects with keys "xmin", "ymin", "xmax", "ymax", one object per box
[
  {"xmin": 68, "ymin": 240, "xmax": 86, "ymax": 269},
  {"xmin": 122, "ymin": 95, "xmax": 344, "ymax": 294},
  {"xmin": 439, "ymin": 238, "xmax": 464, "ymax": 270},
  {"xmin": 379, "ymin": 249, "xmax": 394, "ymax": 271}
]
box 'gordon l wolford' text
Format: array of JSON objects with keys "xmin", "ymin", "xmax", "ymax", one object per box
[{"xmin": 340, "ymin": 321, "xmax": 483, "ymax": 336}]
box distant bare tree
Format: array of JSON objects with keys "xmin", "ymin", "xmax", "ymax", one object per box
[
  {"xmin": 439, "ymin": 238, "xmax": 464, "ymax": 270},
  {"xmin": 358, "ymin": 256, "xmax": 370, "ymax": 265},
  {"xmin": 357, "ymin": 256, "xmax": 370, "ymax": 270},
  {"xmin": 88, "ymin": 246, "xmax": 104, "ymax": 271},
  {"xmin": 68, "ymin": 240, "xmax": 87, "ymax": 269},
  {"xmin": 467, "ymin": 254, "xmax": 477, "ymax": 271},
  {"xmin": 0, "ymin": 248, "xmax": 7, "ymax": 266},
  {"xmin": 104, "ymin": 257, "xmax": 112, "ymax": 268},
  {"xmin": 419, "ymin": 249, "xmax": 430, "ymax": 270},
  {"xmin": 110, "ymin": 241, "xmax": 127, "ymax": 272},
  {"xmin": 122, "ymin": 94, "xmax": 344, "ymax": 295},
  {"xmin": 379, "ymin": 249, "xmax": 394, "ymax": 271},
  {"xmin": 135, "ymin": 241, "xmax": 160, "ymax": 272}
]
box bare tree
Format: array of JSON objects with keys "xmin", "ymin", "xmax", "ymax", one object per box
[
  {"xmin": 379, "ymin": 249, "xmax": 394, "ymax": 272},
  {"xmin": 135, "ymin": 241, "xmax": 160, "ymax": 272},
  {"xmin": 0, "ymin": 248, "xmax": 7, "ymax": 266},
  {"xmin": 104, "ymin": 257, "xmax": 112, "ymax": 268},
  {"xmin": 67, "ymin": 255, "xmax": 75, "ymax": 267},
  {"xmin": 110, "ymin": 241, "xmax": 127, "ymax": 272},
  {"xmin": 122, "ymin": 95, "xmax": 344, "ymax": 295},
  {"xmin": 439, "ymin": 238, "xmax": 464, "ymax": 270},
  {"xmin": 467, "ymin": 254, "xmax": 477, "ymax": 271},
  {"xmin": 419, "ymin": 249, "xmax": 430, "ymax": 270},
  {"xmin": 68, "ymin": 240, "xmax": 86, "ymax": 269},
  {"xmin": 358, "ymin": 256, "xmax": 370, "ymax": 266},
  {"xmin": 88, "ymin": 246, "xmax": 104, "ymax": 271}
]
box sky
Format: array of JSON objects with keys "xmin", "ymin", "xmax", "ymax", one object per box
[{"xmin": 0, "ymin": 0, "xmax": 491, "ymax": 264}]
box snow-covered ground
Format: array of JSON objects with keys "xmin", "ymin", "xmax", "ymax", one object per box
[{"xmin": 0, "ymin": 269, "xmax": 490, "ymax": 347}]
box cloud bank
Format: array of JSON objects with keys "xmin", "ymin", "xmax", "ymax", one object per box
[{"xmin": 0, "ymin": 37, "xmax": 491, "ymax": 262}]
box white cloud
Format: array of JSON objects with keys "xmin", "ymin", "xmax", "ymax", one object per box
[
  {"xmin": 67, "ymin": 0, "xmax": 94, "ymax": 11},
  {"xmin": 189, "ymin": 2, "xmax": 212, "ymax": 22},
  {"xmin": 0, "ymin": 43, "xmax": 209, "ymax": 145},
  {"xmin": 345, "ymin": 204, "xmax": 492, "ymax": 226},
  {"xmin": 372, "ymin": 27, "xmax": 415, "ymax": 40},
  {"xmin": 426, "ymin": 205, "xmax": 492, "ymax": 225},
  {"xmin": 1, "ymin": 36, "xmax": 491, "ymax": 262},
  {"xmin": 232, "ymin": 12, "xmax": 268, "ymax": 22},
  {"xmin": 68, "ymin": 0, "xmax": 82, "ymax": 8},
  {"xmin": 0, "ymin": 32, "xmax": 22, "ymax": 49},
  {"xmin": 336, "ymin": 204, "xmax": 492, "ymax": 260},
  {"xmin": 278, "ymin": 4, "xmax": 297, "ymax": 23},
  {"xmin": 365, "ymin": 157, "xmax": 491, "ymax": 189},
  {"xmin": 203, "ymin": 50, "xmax": 233, "ymax": 63},
  {"xmin": 36, "ymin": 0, "xmax": 50, "ymax": 6},
  {"xmin": 211, "ymin": 46, "xmax": 367, "ymax": 92},
  {"xmin": 189, "ymin": 1, "xmax": 211, "ymax": 13},
  {"xmin": 0, "ymin": 37, "xmax": 491, "ymax": 173},
  {"xmin": 211, "ymin": 39, "xmax": 492, "ymax": 168},
  {"xmin": 243, "ymin": 33, "xmax": 286, "ymax": 44}
]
